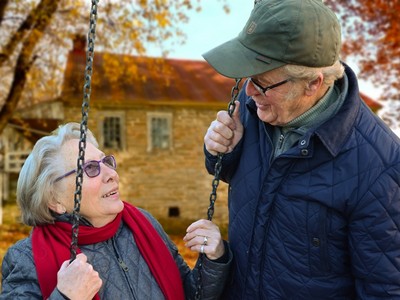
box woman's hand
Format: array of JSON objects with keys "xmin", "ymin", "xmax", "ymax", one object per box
[
  {"xmin": 56, "ymin": 253, "xmax": 102, "ymax": 300},
  {"xmin": 183, "ymin": 219, "xmax": 225, "ymax": 260}
]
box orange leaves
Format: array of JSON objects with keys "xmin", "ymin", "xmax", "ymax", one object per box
[
  {"xmin": 154, "ymin": 11, "xmax": 170, "ymax": 28},
  {"xmin": 0, "ymin": 0, "xmax": 232, "ymax": 135},
  {"xmin": 324, "ymin": 0, "xmax": 400, "ymax": 101}
]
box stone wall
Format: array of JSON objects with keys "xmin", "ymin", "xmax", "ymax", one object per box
[{"xmin": 64, "ymin": 105, "xmax": 230, "ymax": 226}]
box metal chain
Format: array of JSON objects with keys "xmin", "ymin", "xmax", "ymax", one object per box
[
  {"xmin": 206, "ymin": 78, "xmax": 241, "ymax": 221},
  {"xmin": 70, "ymin": 0, "xmax": 99, "ymax": 262},
  {"xmin": 67, "ymin": 0, "xmax": 244, "ymax": 297},
  {"xmin": 194, "ymin": 78, "xmax": 242, "ymax": 299}
]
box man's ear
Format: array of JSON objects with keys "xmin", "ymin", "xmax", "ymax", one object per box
[{"xmin": 305, "ymin": 73, "xmax": 324, "ymax": 96}]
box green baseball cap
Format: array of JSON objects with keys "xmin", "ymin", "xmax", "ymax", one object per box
[{"xmin": 202, "ymin": 0, "xmax": 341, "ymax": 78}]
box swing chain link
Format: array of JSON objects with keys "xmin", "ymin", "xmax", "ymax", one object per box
[
  {"xmin": 206, "ymin": 78, "xmax": 241, "ymax": 221},
  {"xmin": 194, "ymin": 78, "xmax": 241, "ymax": 300},
  {"xmin": 68, "ymin": 0, "xmax": 245, "ymax": 296},
  {"xmin": 70, "ymin": 0, "xmax": 99, "ymax": 262}
]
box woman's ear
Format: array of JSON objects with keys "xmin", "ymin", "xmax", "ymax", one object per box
[{"xmin": 48, "ymin": 201, "xmax": 66, "ymax": 214}]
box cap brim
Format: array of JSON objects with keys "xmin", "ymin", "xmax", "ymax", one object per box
[{"xmin": 202, "ymin": 38, "xmax": 286, "ymax": 78}]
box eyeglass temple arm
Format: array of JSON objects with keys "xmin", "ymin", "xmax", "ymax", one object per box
[{"xmin": 54, "ymin": 169, "xmax": 76, "ymax": 182}]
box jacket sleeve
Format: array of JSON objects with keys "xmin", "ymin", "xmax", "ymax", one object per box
[
  {"xmin": 0, "ymin": 238, "xmax": 63, "ymax": 300},
  {"xmin": 138, "ymin": 209, "xmax": 233, "ymax": 300},
  {"xmin": 350, "ymin": 164, "xmax": 400, "ymax": 298},
  {"xmin": 204, "ymin": 88, "xmax": 248, "ymax": 183},
  {"xmin": 187, "ymin": 241, "xmax": 233, "ymax": 300}
]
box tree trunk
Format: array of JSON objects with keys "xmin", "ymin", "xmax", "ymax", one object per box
[
  {"xmin": 0, "ymin": 0, "xmax": 9, "ymax": 25},
  {"xmin": 0, "ymin": 0, "xmax": 57, "ymax": 67},
  {"xmin": 0, "ymin": 0, "xmax": 59, "ymax": 133}
]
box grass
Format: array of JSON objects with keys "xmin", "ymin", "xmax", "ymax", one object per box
[{"xmin": 0, "ymin": 203, "xmax": 218, "ymax": 291}]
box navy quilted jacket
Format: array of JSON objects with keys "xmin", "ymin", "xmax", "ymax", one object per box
[{"xmin": 205, "ymin": 65, "xmax": 400, "ymax": 299}]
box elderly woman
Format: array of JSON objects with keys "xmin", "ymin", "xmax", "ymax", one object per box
[{"xmin": 0, "ymin": 122, "xmax": 231, "ymax": 300}]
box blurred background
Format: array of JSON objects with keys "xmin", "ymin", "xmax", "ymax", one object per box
[{"xmin": 0, "ymin": 0, "xmax": 399, "ymax": 281}]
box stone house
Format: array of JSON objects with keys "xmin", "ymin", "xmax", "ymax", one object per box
[
  {"xmin": 1, "ymin": 37, "xmax": 239, "ymax": 225},
  {"xmin": 0, "ymin": 36, "xmax": 382, "ymax": 226}
]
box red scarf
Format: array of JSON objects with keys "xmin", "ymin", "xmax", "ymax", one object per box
[{"xmin": 32, "ymin": 201, "xmax": 184, "ymax": 300}]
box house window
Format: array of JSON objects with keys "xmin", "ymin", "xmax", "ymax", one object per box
[
  {"xmin": 147, "ymin": 113, "xmax": 172, "ymax": 151},
  {"xmin": 103, "ymin": 117, "xmax": 121, "ymax": 149},
  {"xmin": 98, "ymin": 112, "xmax": 125, "ymax": 151}
]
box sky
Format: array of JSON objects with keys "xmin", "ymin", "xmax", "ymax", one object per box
[
  {"xmin": 147, "ymin": 2, "xmax": 381, "ymax": 99},
  {"xmin": 150, "ymin": 2, "xmax": 253, "ymax": 61}
]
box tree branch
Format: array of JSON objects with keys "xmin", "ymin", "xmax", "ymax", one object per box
[
  {"xmin": 0, "ymin": 0, "xmax": 56, "ymax": 67},
  {"xmin": 0, "ymin": 0, "xmax": 9, "ymax": 25},
  {"xmin": 0, "ymin": 0, "xmax": 59, "ymax": 133}
]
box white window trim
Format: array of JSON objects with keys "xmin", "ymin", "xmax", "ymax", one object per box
[
  {"xmin": 147, "ymin": 112, "xmax": 173, "ymax": 152},
  {"xmin": 97, "ymin": 111, "xmax": 126, "ymax": 151}
]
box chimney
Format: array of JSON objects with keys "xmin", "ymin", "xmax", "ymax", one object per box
[{"xmin": 72, "ymin": 34, "xmax": 87, "ymax": 54}]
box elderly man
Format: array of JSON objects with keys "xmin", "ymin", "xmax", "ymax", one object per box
[{"xmin": 203, "ymin": 0, "xmax": 400, "ymax": 299}]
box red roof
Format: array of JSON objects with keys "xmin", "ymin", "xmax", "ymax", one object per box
[
  {"xmin": 359, "ymin": 93, "xmax": 382, "ymax": 111},
  {"xmin": 62, "ymin": 37, "xmax": 381, "ymax": 111},
  {"xmin": 62, "ymin": 49, "xmax": 241, "ymax": 107}
]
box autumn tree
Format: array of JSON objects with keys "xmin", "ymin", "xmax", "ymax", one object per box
[
  {"xmin": 324, "ymin": 0, "xmax": 400, "ymax": 130},
  {"xmin": 0, "ymin": 0, "xmax": 229, "ymax": 134}
]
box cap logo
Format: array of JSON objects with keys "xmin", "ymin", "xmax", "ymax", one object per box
[{"xmin": 247, "ymin": 21, "xmax": 257, "ymax": 34}]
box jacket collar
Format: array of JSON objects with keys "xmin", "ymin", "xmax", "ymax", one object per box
[
  {"xmin": 314, "ymin": 64, "xmax": 361, "ymax": 157},
  {"xmin": 246, "ymin": 63, "xmax": 361, "ymax": 158}
]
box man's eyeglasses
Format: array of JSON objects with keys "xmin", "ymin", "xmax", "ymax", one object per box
[
  {"xmin": 249, "ymin": 77, "xmax": 290, "ymax": 94},
  {"xmin": 54, "ymin": 155, "xmax": 117, "ymax": 182}
]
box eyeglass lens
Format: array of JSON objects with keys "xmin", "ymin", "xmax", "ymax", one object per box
[{"xmin": 84, "ymin": 156, "xmax": 116, "ymax": 178}]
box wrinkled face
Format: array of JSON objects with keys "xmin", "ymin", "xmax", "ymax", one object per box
[
  {"xmin": 246, "ymin": 69, "xmax": 314, "ymax": 126},
  {"xmin": 56, "ymin": 139, "xmax": 124, "ymax": 227}
]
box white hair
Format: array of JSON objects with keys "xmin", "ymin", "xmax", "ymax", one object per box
[
  {"xmin": 283, "ymin": 60, "xmax": 345, "ymax": 86},
  {"xmin": 281, "ymin": 60, "xmax": 345, "ymax": 100},
  {"xmin": 17, "ymin": 122, "xmax": 98, "ymax": 226}
]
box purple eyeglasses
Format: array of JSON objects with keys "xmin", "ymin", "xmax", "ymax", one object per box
[{"xmin": 54, "ymin": 155, "xmax": 117, "ymax": 182}]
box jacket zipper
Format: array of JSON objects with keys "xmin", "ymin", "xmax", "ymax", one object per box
[
  {"xmin": 111, "ymin": 238, "xmax": 129, "ymax": 272},
  {"xmin": 118, "ymin": 257, "xmax": 129, "ymax": 272},
  {"xmin": 278, "ymin": 134, "xmax": 285, "ymax": 149},
  {"xmin": 110, "ymin": 237, "xmax": 137, "ymax": 300}
]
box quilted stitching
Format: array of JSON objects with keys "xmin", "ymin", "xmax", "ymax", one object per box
[{"xmin": 208, "ymin": 65, "xmax": 400, "ymax": 299}]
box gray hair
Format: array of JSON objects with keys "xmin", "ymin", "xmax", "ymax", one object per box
[
  {"xmin": 283, "ymin": 60, "xmax": 345, "ymax": 87},
  {"xmin": 281, "ymin": 60, "xmax": 345, "ymax": 100},
  {"xmin": 17, "ymin": 122, "xmax": 98, "ymax": 226}
]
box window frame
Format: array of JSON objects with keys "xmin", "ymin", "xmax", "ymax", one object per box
[
  {"xmin": 97, "ymin": 111, "xmax": 126, "ymax": 151},
  {"xmin": 147, "ymin": 112, "xmax": 173, "ymax": 152}
]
